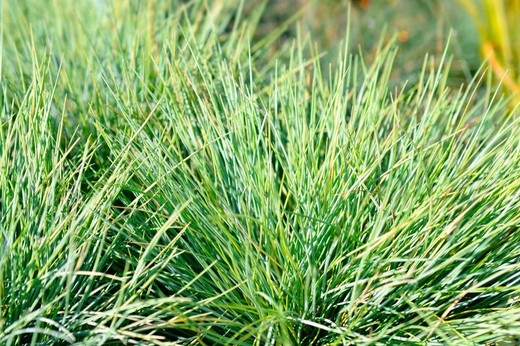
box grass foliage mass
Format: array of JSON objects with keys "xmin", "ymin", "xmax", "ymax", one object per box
[{"xmin": 1, "ymin": 0, "xmax": 520, "ymax": 344}]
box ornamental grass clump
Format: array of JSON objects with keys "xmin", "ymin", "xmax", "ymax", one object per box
[{"xmin": 1, "ymin": 0, "xmax": 520, "ymax": 344}]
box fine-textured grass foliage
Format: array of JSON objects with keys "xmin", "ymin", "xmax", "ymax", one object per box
[{"xmin": 2, "ymin": 0, "xmax": 520, "ymax": 344}]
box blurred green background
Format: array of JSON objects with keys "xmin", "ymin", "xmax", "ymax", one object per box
[{"xmin": 249, "ymin": 0, "xmax": 482, "ymax": 85}]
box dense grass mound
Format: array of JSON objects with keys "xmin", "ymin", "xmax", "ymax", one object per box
[{"xmin": 1, "ymin": 0, "xmax": 520, "ymax": 344}]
